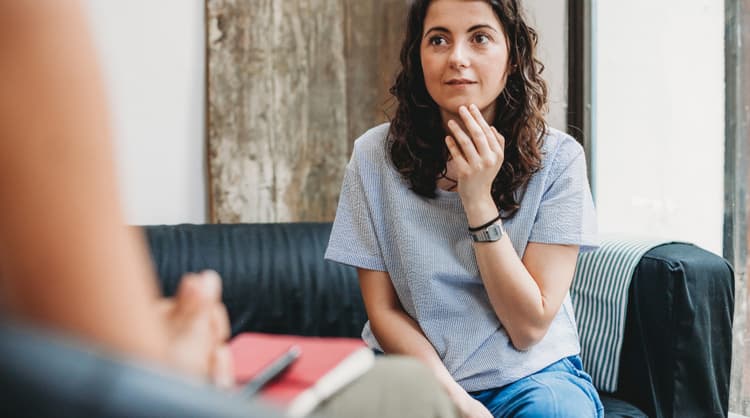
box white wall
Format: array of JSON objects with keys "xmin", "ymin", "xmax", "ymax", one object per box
[
  {"xmin": 81, "ymin": 1, "xmax": 565, "ymax": 226},
  {"xmin": 84, "ymin": 0, "xmax": 207, "ymax": 225},
  {"xmin": 524, "ymin": 0, "xmax": 568, "ymax": 132},
  {"xmin": 594, "ymin": 0, "xmax": 725, "ymax": 254}
]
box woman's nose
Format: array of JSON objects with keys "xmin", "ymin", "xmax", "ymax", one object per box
[{"xmin": 448, "ymin": 44, "xmax": 470, "ymax": 69}]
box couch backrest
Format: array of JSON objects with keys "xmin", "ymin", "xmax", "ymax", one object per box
[
  {"xmin": 143, "ymin": 223, "xmax": 366, "ymax": 338},
  {"xmin": 143, "ymin": 223, "xmax": 735, "ymax": 418}
]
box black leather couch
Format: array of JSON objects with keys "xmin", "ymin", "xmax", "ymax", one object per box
[{"xmin": 143, "ymin": 222, "xmax": 734, "ymax": 418}]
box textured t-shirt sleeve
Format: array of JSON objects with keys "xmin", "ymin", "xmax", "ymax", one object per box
[
  {"xmin": 324, "ymin": 154, "xmax": 387, "ymax": 271},
  {"xmin": 528, "ymin": 147, "xmax": 598, "ymax": 252}
]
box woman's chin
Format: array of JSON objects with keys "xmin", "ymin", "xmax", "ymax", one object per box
[
  {"xmin": 438, "ymin": 101, "xmax": 470, "ymax": 115},
  {"xmin": 438, "ymin": 100, "xmax": 489, "ymax": 116}
]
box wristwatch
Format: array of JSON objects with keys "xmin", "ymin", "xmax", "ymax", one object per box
[{"xmin": 470, "ymin": 223, "xmax": 504, "ymax": 242}]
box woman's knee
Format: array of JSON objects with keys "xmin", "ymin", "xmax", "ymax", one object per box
[{"xmin": 508, "ymin": 375, "xmax": 601, "ymax": 418}]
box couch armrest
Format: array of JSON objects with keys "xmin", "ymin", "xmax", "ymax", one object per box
[
  {"xmin": 143, "ymin": 223, "xmax": 366, "ymax": 338},
  {"xmin": 613, "ymin": 243, "xmax": 734, "ymax": 418}
]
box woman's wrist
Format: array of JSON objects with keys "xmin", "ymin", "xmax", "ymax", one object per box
[{"xmin": 462, "ymin": 195, "xmax": 500, "ymax": 229}]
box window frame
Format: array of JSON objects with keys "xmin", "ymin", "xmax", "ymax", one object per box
[{"xmin": 568, "ymin": 0, "xmax": 748, "ymax": 412}]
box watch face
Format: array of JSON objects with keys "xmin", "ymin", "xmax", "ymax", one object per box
[
  {"xmin": 487, "ymin": 224, "xmax": 502, "ymax": 240},
  {"xmin": 471, "ymin": 223, "xmax": 504, "ymax": 242}
]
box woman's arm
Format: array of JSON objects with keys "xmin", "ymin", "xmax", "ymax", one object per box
[
  {"xmin": 358, "ymin": 269, "xmax": 456, "ymax": 391},
  {"xmin": 468, "ymin": 227, "xmax": 579, "ymax": 351},
  {"xmin": 359, "ymin": 268, "xmax": 491, "ymax": 418},
  {"xmin": 445, "ymin": 104, "xmax": 580, "ymax": 351}
]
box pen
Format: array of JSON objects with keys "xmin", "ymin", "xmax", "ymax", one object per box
[{"xmin": 241, "ymin": 345, "xmax": 301, "ymax": 397}]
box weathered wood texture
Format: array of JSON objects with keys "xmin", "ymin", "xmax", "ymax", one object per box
[
  {"xmin": 206, "ymin": 0, "xmax": 406, "ymax": 223},
  {"xmin": 726, "ymin": 0, "xmax": 750, "ymax": 413}
]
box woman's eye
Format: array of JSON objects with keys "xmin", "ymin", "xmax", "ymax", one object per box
[
  {"xmin": 474, "ymin": 33, "xmax": 490, "ymax": 44},
  {"xmin": 428, "ymin": 36, "xmax": 447, "ymax": 46}
]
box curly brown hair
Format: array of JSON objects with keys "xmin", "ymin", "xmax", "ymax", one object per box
[{"xmin": 388, "ymin": 0, "xmax": 548, "ymax": 219}]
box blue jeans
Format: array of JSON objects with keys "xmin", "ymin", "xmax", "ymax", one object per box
[{"xmin": 470, "ymin": 356, "xmax": 604, "ymax": 418}]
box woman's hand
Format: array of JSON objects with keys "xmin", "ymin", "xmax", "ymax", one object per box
[
  {"xmin": 442, "ymin": 380, "xmax": 493, "ymax": 418},
  {"xmin": 445, "ymin": 104, "xmax": 505, "ymax": 205},
  {"xmin": 450, "ymin": 391, "xmax": 494, "ymax": 418},
  {"xmin": 159, "ymin": 270, "xmax": 235, "ymax": 389}
]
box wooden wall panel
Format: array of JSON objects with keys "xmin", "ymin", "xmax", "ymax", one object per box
[{"xmin": 207, "ymin": 0, "xmax": 406, "ymax": 223}]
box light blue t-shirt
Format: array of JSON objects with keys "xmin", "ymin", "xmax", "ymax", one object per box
[{"xmin": 324, "ymin": 123, "xmax": 598, "ymax": 391}]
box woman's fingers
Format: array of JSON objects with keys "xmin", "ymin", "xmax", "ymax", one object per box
[
  {"xmin": 459, "ymin": 105, "xmax": 492, "ymax": 157},
  {"xmin": 468, "ymin": 104, "xmax": 501, "ymax": 154},
  {"xmin": 445, "ymin": 136, "xmax": 470, "ymax": 171},
  {"xmin": 491, "ymin": 126, "xmax": 505, "ymax": 152},
  {"xmin": 446, "ymin": 119, "xmax": 481, "ymax": 164},
  {"xmin": 446, "ymin": 105, "xmax": 506, "ymax": 198}
]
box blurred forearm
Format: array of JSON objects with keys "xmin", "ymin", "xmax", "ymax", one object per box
[{"xmin": 0, "ymin": 1, "xmax": 168, "ymax": 362}]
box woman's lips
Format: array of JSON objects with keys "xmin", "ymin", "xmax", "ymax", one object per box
[
  {"xmin": 445, "ymin": 78, "xmax": 476, "ymax": 86},
  {"xmin": 445, "ymin": 79, "xmax": 477, "ymax": 87}
]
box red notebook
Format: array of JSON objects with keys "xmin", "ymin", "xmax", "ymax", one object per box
[{"xmin": 230, "ymin": 333, "xmax": 375, "ymax": 417}]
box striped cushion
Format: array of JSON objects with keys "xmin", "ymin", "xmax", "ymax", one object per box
[{"xmin": 571, "ymin": 238, "xmax": 672, "ymax": 392}]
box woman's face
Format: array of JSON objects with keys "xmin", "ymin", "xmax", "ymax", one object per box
[{"xmin": 420, "ymin": 0, "xmax": 510, "ymax": 123}]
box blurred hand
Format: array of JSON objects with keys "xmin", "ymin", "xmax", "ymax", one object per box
[{"xmin": 159, "ymin": 270, "xmax": 234, "ymax": 389}]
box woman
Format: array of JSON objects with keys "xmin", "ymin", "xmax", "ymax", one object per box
[{"xmin": 325, "ymin": 1, "xmax": 603, "ymax": 417}]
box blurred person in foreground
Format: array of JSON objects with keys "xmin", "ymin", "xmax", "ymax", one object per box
[{"xmin": 0, "ymin": 2, "xmax": 457, "ymax": 417}]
